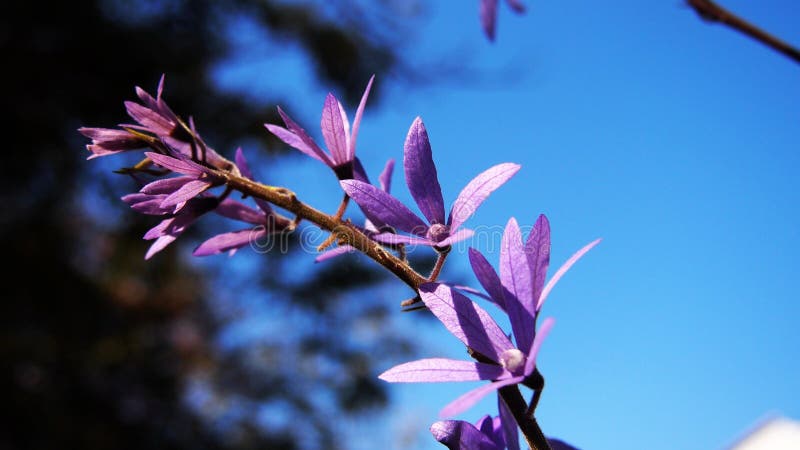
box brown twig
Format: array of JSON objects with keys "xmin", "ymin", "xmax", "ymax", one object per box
[
  {"xmin": 216, "ymin": 170, "xmax": 427, "ymax": 291},
  {"xmin": 687, "ymin": 0, "xmax": 800, "ymax": 64}
]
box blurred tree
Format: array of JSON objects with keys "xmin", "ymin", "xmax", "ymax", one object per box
[{"xmin": 0, "ymin": 1, "xmax": 427, "ymax": 449}]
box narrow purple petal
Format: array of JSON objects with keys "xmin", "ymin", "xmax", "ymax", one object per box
[
  {"xmin": 145, "ymin": 235, "xmax": 176, "ymax": 260},
  {"xmin": 525, "ymin": 214, "xmax": 551, "ymax": 311},
  {"xmin": 352, "ymin": 157, "xmax": 370, "ymax": 183},
  {"xmin": 122, "ymin": 193, "xmax": 170, "ymax": 215},
  {"xmin": 145, "ymin": 152, "xmax": 206, "ymax": 177},
  {"xmin": 143, "ymin": 218, "xmax": 172, "ymax": 240},
  {"xmin": 448, "ymin": 163, "xmax": 520, "ymax": 231},
  {"xmin": 440, "ymin": 376, "xmax": 525, "ymax": 418},
  {"xmin": 378, "ymin": 358, "xmax": 505, "ymax": 383},
  {"xmin": 160, "ymin": 179, "xmax": 212, "ymax": 209},
  {"xmin": 269, "ymin": 107, "xmax": 333, "ymax": 166},
  {"xmin": 140, "ymin": 176, "xmax": 194, "ymax": 195},
  {"xmin": 265, "ymin": 123, "xmax": 327, "ymax": 165},
  {"xmin": 234, "ymin": 147, "xmax": 254, "ymax": 179},
  {"xmin": 430, "ymin": 420, "xmax": 499, "ymax": 450},
  {"xmin": 506, "ymin": 0, "xmax": 525, "ymax": 13},
  {"xmin": 480, "ymin": 0, "xmax": 498, "ymax": 41},
  {"xmin": 349, "ymin": 75, "xmax": 375, "ymax": 160},
  {"xmin": 437, "ymin": 228, "xmax": 475, "ymax": 248},
  {"xmin": 378, "ymin": 158, "xmax": 395, "ymax": 194},
  {"xmin": 419, "ymin": 283, "xmax": 513, "ymax": 363},
  {"xmin": 124, "ymin": 101, "xmax": 175, "ymax": 135},
  {"xmin": 214, "ymin": 199, "xmax": 264, "ymax": 225},
  {"xmin": 404, "ymin": 117, "xmax": 445, "ymax": 225},
  {"xmin": 500, "ymin": 218, "xmax": 535, "ymax": 354},
  {"xmin": 468, "ymin": 248, "xmax": 506, "ymax": 311},
  {"xmin": 340, "ymin": 180, "xmax": 428, "ymax": 236},
  {"xmin": 498, "ymin": 395, "xmax": 520, "ymax": 450},
  {"xmin": 193, "ymin": 228, "xmax": 264, "ymax": 257},
  {"xmin": 372, "ymin": 233, "xmax": 434, "ymax": 247},
  {"xmin": 315, "ymin": 245, "xmax": 355, "ymax": 262},
  {"xmin": 320, "ymin": 94, "xmax": 349, "ymax": 165},
  {"xmin": 524, "ymin": 317, "xmax": 554, "ymax": 376},
  {"xmin": 537, "ymin": 238, "xmax": 601, "ymax": 311}
]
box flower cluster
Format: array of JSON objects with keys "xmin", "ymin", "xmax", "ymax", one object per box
[{"xmin": 81, "ymin": 75, "xmax": 598, "ymax": 450}]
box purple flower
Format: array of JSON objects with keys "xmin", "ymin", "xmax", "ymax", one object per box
[
  {"xmin": 265, "ymin": 76, "xmax": 374, "ymax": 180},
  {"xmin": 468, "ymin": 215, "xmax": 601, "ymax": 324},
  {"xmin": 78, "ymin": 127, "xmax": 144, "ymax": 159},
  {"xmin": 431, "ymin": 410, "xmax": 579, "ymax": 450},
  {"xmin": 79, "ymin": 75, "xmax": 228, "ymax": 168},
  {"xmin": 193, "ymin": 149, "xmax": 292, "ymax": 257},
  {"xmin": 480, "ymin": 0, "xmax": 525, "ymax": 41},
  {"xmin": 341, "ymin": 118, "xmax": 520, "ymax": 249},
  {"xmin": 140, "ymin": 196, "xmax": 220, "ymax": 260},
  {"xmin": 432, "ymin": 396, "xmax": 519, "ymax": 450},
  {"xmin": 431, "ymin": 415, "xmax": 507, "ymax": 450},
  {"xmin": 140, "ymin": 152, "xmax": 222, "ymax": 212},
  {"xmin": 379, "ymin": 282, "xmax": 555, "ymax": 417},
  {"xmin": 379, "ymin": 218, "xmax": 599, "ymax": 416}
]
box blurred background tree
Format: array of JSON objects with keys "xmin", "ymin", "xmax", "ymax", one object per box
[{"xmin": 1, "ymin": 1, "xmax": 431, "ymax": 449}]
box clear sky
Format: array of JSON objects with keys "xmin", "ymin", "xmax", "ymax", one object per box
[{"xmin": 214, "ymin": 1, "xmax": 799, "ymax": 449}]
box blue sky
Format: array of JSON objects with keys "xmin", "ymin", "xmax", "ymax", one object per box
[{"xmin": 213, "ymin": 1, "xmax": 799, "ymax": 448}]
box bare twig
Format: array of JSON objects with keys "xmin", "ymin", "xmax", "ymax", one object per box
[{"xmin": 687, "ymin": 0, "xmax": 800, "ymax": 65}]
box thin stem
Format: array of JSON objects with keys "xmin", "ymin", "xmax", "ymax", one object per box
[
  {"xmin": 216, "ymin": 169, "xmax": 427, "ymax": 291},
  {"xmin": 687, "ymin": 0, "xmax": 800, "ymax": 64},
  {"xmin": 427, "ymin": 247, "xmax": 450, "ymax": 281},
  {"xmin": 498, "ymin": 385, "xmax": 552, "ymax": 450},
  {"xmin": 317, "ymin": 193, "xmax": 350, "ymax": 251}
]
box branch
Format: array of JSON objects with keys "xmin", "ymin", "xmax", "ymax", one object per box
[
  {"xmin": 687, "ymin": 0, "xmax": 800, "ymax": 65},
  {"xmin": 498, "ymin": 385, "xmax": 552, "ymax": 450},
  {"xmin": 216, "ymin": 169, "xmax": 428, "ymax": 291}
]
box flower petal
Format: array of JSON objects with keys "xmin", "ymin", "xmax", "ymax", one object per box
[
  {"xmin": 340, "ymin": 180, "xmax": 428, "ymax": 236},
  {"xmin": 500, "ymin": 218, "xmax": 535, "ymax": 354},
  {"xmin": 537, "ymin": 238, "xmax": 601, "ymax": 311},
  {"xmin": 437, "ymin": 228, "xmax": 475, "ymax": 248},
  {"xmin": 140, "ymin": 176, "xmax": 194, "ymax": 195},
  {"xmin": 506, "ymin": 0, "xmax": 526, "ymax": 13},
  {"xmin": 525, "ymin": 214, "xmax": 551, "ymax": 312},
  {"xmin": 430, "ymin": 420, "xmax": 499, "ymax": 450},
  {"xmin": 524, "ymin": 317, "xmax": 554, "ymax": 376},
  {"xmin": 349, "ymin": 75, "xmax": 375, "ymax": 161},
  {"xmin": 320, "ymin": 93, "xmax": 349, "ymax": 165},
  {"xmin": 419, "ymin": 283, "xmax": 514, "ymax": 363},
  {"xmin": 448, "ymin": 163, "xmax": 520, "ymax": 231},
  {"xmin": 480, "ymin": 0, "xmax": 498, "ymax": 41},
  {"xmin": 315, "ymin": 245, "xmax": 355, "ymax": 262},
  {"xmin": 378, "ymin": 358, "xmax": 505, "ymax": 383},
  {"xmin": 440, "ymin": 376, "xmax": 525, "ymax": 418},
  {"xmin": 214, "ymin": 199, "xmax": 264, "ymax": 225},
  {"xmin": 145, "ymin": 152, "xmax": 206, "ymax": 177},
  {"xmin": 268, "ymin": 107, "xmax": 333, "ymax": 166},
  {"xmin": 378, "ymin": 158, "xmax": 395, "ymax": 194},
  {"xmin": 160, "ymin": 179, "xmax": 212, "ymax": 209},
  {"xmin": 234, "ymin": 147, "xmax": 254, "ymax": 179},
  {"xmin": 193, "ymin": 228, "xmax": 264, "ymax": 257},
  {"xmin": 404, "ymin": 117, "xmax": 445, "ymax": 225},
  {"xmin": 372, "ymin": 233, "xmax": 434, "ymax": 247},
  {"xmin": 468, "ymin": 248, "xmax": 506, "ymax": 311}
]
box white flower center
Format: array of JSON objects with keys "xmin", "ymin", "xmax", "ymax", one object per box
[
  {"xmin": 427, "ymin": 223, "xmax": 449, "ymax": 242},
  {"xmin": 500, "ymin": 348, "xmax": 526, "ymax": 373}
]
